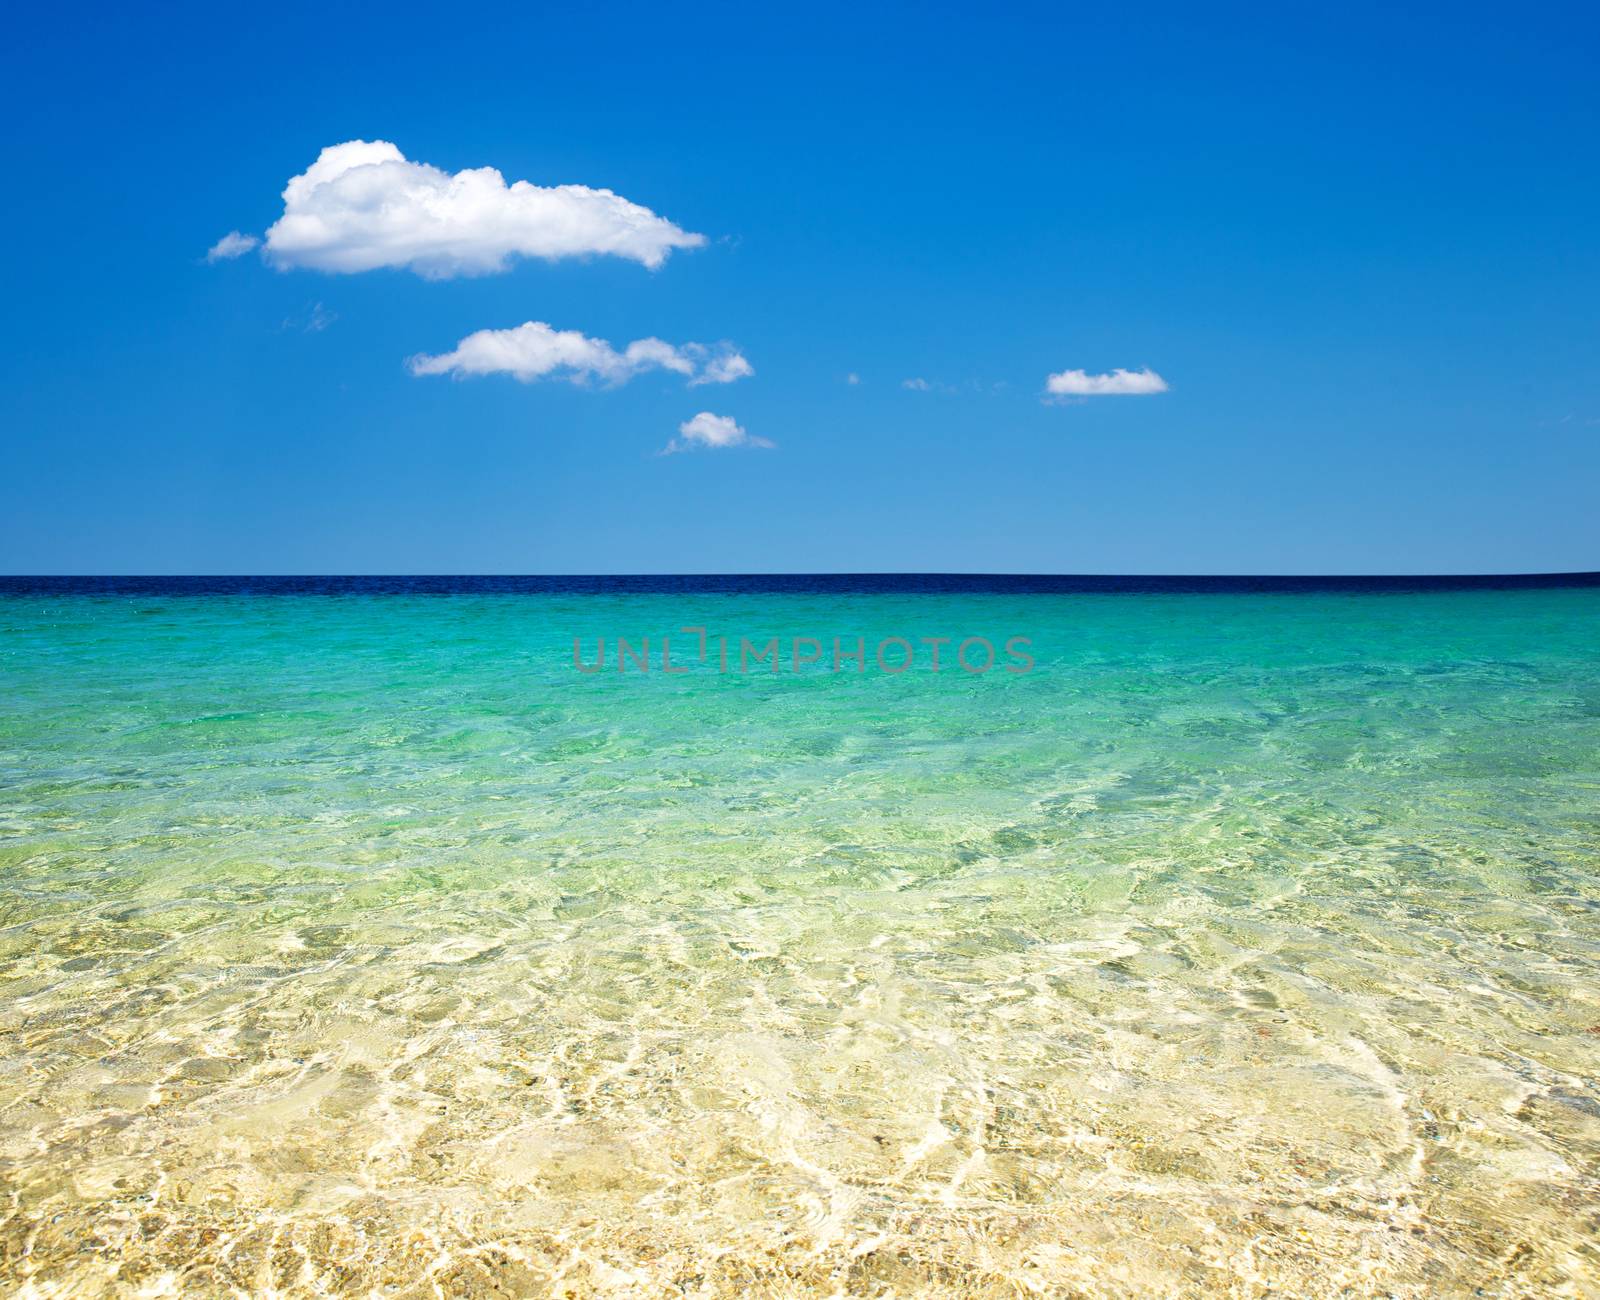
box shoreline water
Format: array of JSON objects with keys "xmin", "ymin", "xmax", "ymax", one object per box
[{"xmin": 2, "ymin": 586, "xmax": 1597, "ymax": 1296}]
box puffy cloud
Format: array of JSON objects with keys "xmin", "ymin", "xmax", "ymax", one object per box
[
  {"xmin": 691, "ymin": 350, "xmax": 754, "ymax": 387},
  {"xmin": 663, "ymin": 412, "xmax": 773, "ymax": 454},
  {"xmin": 206, "ymin": 231, "xmax": 259, "ymax": 262},
  {"xmin": 1044, "ymin": 367, "xmax": 1168, "ymax": 397},
  {"xmin": 902, "ymin": 377, "xmax": 931, "ymax": 391},
  {"xmin": 263, "ymin": 140, "xmax": 704, "ymax": 277},
  {"xmin": 407, "ymin": 321, "xmax": 751, "ymax": 388}
]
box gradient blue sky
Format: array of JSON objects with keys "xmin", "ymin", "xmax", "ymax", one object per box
[{"xmin": 2, "ymin": 1, "xmax": 1597, "ymax": 574}]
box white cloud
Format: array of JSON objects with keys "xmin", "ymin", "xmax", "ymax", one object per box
[
  {"xmin": 263, "ymin": 140, "xmax": 704, "ymax": 278},
  {"xmin": 690, "ymin": 350, "xmax": 754, "ymax": 387},
  {"xmin": 1044, "ymin": 367, "xmax": 1168, "ymax": 397},
  {"xmin": 206, "ymin": 230, "xmax": 259, "ymax": 262},
  {"xmin": 407, "ymin": 321, "xmax": 751, "ymax": 388},
  {"xmin": 902, "ymin": 376, "xmax": 961, "ymax": 394},
  {"xmin": 663, "ymin": 411, "xmax": 773, "ymax": 454},
  {"xmin": 281, "ymin": 301, "xmax": 336, "ymax": 333},
  {"xmin": 846, "ymin": 372, "xmax": 861, "ymax": 385}
]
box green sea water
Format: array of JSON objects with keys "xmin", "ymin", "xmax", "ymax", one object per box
[{"xmin": 2, "ymin": 587, "xmax": 1599, "ymax": 1297}]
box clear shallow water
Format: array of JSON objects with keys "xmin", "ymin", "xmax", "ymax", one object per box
[{"xmin": 1, "ymin": 585, "xmax": 1598, "ymax": 1298}]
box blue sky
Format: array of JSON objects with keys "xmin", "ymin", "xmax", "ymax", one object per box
[{"xmin": 2, "ymin": 1, "xmax": 1596, "ymax": 574}]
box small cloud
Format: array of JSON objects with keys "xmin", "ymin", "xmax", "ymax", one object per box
[
  {"xmin": 902, "ymin": 377, "xmax": 931, "ymax": 391},
  {"xmin": 206, "ymin": 231, "xmax": 259, "ymax": 262},
  {"xmin": 282, "ymin": 301, "xmax": 337, "ymax": 333},
  {"xmin": 1044, "ymin": 367, "xmax": 1168, "ymax": 399},
  {"xmin": 846, "ymin": 372, "xmax": 861, "ymax": 385},
  {"xmin": 409, "ymin": 321, "xmax": 752, "ymax": 389},
  {"xmin": 663, "ymin": 411, "xmax": 774, "ymax": 454},
  {"xmin": 688, "ymin": 347, "xmax": 754, "ymax": 387},
  {"xmin": 263, "ymin": 139, "xmax": 703, "ymax": 277}
]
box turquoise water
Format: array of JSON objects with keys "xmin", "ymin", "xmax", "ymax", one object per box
[{"xmin": 2, "ymin": 587, "xmax": 1599, "ymax": 1297}]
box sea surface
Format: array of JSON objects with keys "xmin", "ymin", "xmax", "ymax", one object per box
[{"xmin": 2, "ymin": 577, "xmax": 1598, "ymax": 1298}]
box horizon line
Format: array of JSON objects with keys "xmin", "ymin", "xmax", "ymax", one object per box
[
  {"xmin": 4, "ymin": 571, "xmax": 1599, "ymax": 596},
  {"xmin": 3, "ymin": 569, "xmax": 1599, "ymax": 580}
]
